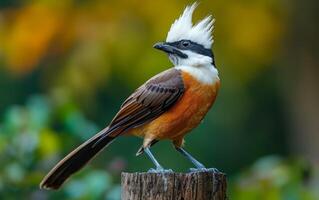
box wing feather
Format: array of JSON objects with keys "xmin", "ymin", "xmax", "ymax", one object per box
[{"xmin": 94, "ymin": 68, "xmax": 184, "ymax": 145}]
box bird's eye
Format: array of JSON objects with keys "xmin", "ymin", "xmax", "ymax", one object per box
[{"xmin": 181, "ymin": 40, "xmax": 190, "ymax": 48}]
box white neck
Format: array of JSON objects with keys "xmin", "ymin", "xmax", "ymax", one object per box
[{"xmin": 175, "ymin": 64, "xmax": 219, "ymax": 85}]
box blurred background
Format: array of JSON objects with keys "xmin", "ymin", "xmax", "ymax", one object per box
[{"xmin": 0, "ymin": 0, "xmax": 318, "ymax": 199}]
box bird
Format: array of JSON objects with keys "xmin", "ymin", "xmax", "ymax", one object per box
[{"xmin": 40, "ymin": 2, "xmax": 220, "ymax": 190}]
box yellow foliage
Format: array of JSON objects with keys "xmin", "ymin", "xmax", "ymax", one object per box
[
  {"xmin": 228, "ymin": 3, "xmax": 283, "ymax": 60},
  {"xmin": 0, "ymin": 0, "xmax": 287, "ymax": 84},
  {"xmin": 3, "ymin": 3, "xmax": 64, "ymax": 74},
  {"xmin": 220, "ymin": 2, "xmax": 285, "ymax": 81},
  {"xmin": 38, "ymin": 129, "xmax": 60, "ymax": 157}
]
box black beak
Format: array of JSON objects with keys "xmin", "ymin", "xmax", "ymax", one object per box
[{"xmin": 153, "ymin": 42, "xmax": 188, "ymax": 58}]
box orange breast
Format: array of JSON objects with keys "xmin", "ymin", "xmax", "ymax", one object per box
[{"xmin": 133, "ymin": 71, "xmax": 220, "ymax": 141}]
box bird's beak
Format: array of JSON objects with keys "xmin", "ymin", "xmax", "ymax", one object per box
[{"xmin": 153, "ymin": 42, "xmax": 188, "ymax": 58}]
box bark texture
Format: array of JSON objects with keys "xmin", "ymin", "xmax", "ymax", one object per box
[{"xmin": 121, "ymin": 171, "xmax": 227, "ymax": 200}]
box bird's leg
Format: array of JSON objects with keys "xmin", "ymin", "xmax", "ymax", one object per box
[
  {"xmin": 175, "ymin": 147, "xmax": 219, "ymax": 173},
  {"xmin": 144, "ymin": 147, "xmax": 163, "ymax": 170},
  {"xmin": 144, "ymin": 147, "xmax": 172, "ymax": 173},
  {"xmin": 175, "ymin": 147, "xmax": 205, "ymax": 169}
]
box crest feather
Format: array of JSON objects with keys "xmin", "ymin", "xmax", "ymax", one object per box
[{"xmin": 166, "ymin": 2, "xmax": 214, "ymax": 49}]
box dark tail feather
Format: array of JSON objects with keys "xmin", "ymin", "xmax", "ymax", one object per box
[{"xmin": 40, "ymin": 127, "xmax": 117, "ymax": 190}]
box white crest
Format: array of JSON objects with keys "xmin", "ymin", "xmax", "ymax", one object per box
[{"xmin": 166, "ymin": 2, "xmax": 215, "ymax": 49}]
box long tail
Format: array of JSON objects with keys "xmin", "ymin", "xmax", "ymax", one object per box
[{"xmin": 40, "ymin": 127, "xmax": 117, "ymax": 190}]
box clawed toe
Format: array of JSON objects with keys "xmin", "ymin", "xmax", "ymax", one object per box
[
  {"xmin": 208, "ymin": 168, "xmax": 220, "ymax": 173},
  {"xmin": 189, "ymin": 167, "xmax": 220, "ymax": 173},
  {"xmin": 189, "ymin": 167, "xmax": 206, "ymax": 172},
  {"xmin": 148, "ymin": 168, "xmax": 173, "ymax": 173},
  {"xmin": 148, "ymin": 168, "xmax": 157, "ymax": 173}
]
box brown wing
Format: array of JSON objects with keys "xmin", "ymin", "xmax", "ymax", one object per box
[{"xmin": 94, "ymin": 68, "xmax": 184, "ymax": 145}]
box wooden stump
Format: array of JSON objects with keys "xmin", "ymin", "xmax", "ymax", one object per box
[{"xmin": 121, "ymin": 171, "xmax": 227, "ymax": 200}]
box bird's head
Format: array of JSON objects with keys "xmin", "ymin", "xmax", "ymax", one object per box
[{"xmin": 154, "ymin": 2, "xmax": 215, "ymax": 68}]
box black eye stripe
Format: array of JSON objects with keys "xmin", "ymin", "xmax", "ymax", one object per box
[{"xmin": 167, "ymin": 40, "xmax": 213, "ymax": 58}]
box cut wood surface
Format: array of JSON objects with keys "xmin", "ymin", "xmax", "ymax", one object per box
[{"xmin": 121, "ymin": 170, "xmax": 227, "ymax": 200}]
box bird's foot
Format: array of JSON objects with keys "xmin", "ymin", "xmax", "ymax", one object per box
[
  {"xmin": 148, "ymin": 167, "xmax": 173, "ymax": 173},
  {"xmin": 189, "ymin": 167, "xmax": 220, "ymax": 173}
]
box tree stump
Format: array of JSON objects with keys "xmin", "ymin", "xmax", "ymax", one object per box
[{"xmin": 121, "ymin": 171, "xmax": 227, "ymax": 200}]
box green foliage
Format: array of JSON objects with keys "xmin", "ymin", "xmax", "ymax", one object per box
[
  {"xmin": 0, "ymin": 95, "xmax": 120, "ymax": 199},
  {"xmin": 231, "ymin": 156, "xmax": 318, "ymax": 200}
]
